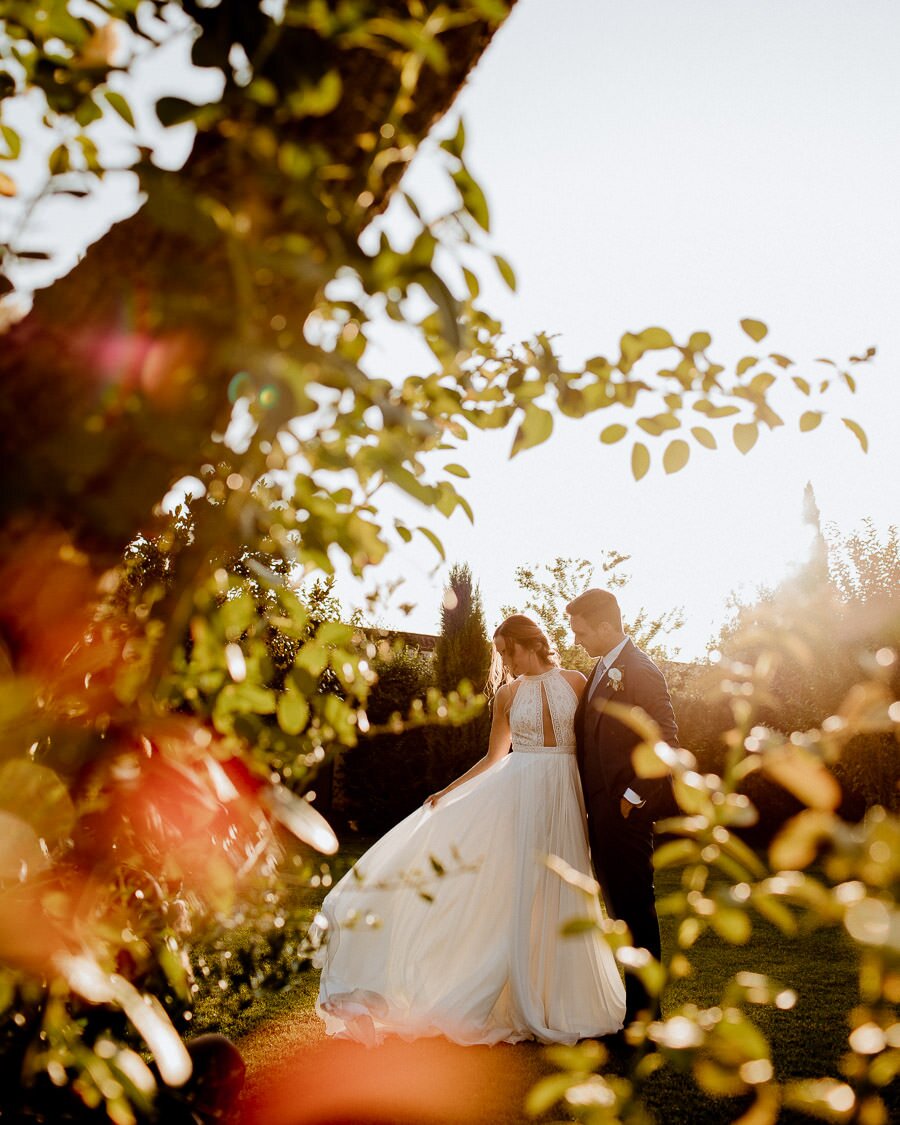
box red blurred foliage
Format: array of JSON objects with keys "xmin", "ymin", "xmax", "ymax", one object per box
[
  {"xmin": 242, "ymin": 1037, "xmax": 525, "ymax": 1125},
  {"xmin": 72, "ymin": 718, "xmax": 273, "ymax": 895},
  {"xmin": 0, "ymin": 524, "xmax": 278, "ymax": 970},
  {"xmin": 0, "ymin": 881, "xmax": 75, "ymax": 976},
  {"xmin": 72, "ymin": 325, "xmax": 205, "ymax": 410},
  {"xmin": 0, "ymin": 522, "xmax": 132, "ymax": 715},
  {"xmin": 0, "ymin": 524, "xmax": 101, "ymax": 670}
]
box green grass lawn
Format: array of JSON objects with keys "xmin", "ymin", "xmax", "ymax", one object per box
[{"xmin": 188, "ymin": 843, "xmax": 894, "ymax": 1125}]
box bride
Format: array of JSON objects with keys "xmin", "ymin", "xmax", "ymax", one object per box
[{"xmin": 313, "ymin": 614, "xmax": 626, "ymax": 1045}]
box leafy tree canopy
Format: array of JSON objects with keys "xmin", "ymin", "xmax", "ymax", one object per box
[{"xmin": 504, "ymin": 554, "xmax": 684, "ymax": 669}]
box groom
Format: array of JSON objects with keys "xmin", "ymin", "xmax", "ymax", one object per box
[{"xmin": 566, "ymin": 588, "xmax": 678, "ymax": 1023}]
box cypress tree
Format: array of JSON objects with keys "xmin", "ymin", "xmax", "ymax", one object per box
[
  {"xmin": 431, "ymin": 563, "xmax": 492, "ymax": 781},
  {"xmin": 435, "ymin": 563, "xmax": 491, "ymax": 693}
]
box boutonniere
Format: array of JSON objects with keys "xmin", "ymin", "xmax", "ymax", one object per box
[{"xmin": 606, "ymin": 667, "xmax": 624, "ymax": 692}]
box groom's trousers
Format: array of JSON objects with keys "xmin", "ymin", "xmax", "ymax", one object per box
[{"xmin": 587, "ymin": 801, "xmax": 661, "ymax": 1021}]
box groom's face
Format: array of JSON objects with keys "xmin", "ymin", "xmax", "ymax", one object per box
[{"xmin": 568, "ymin": 613, "xmax": 612, "ymax": 658}]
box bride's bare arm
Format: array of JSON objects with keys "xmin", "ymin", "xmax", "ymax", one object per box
[{"xmin": 424, "ymin": 683, "xmax": 514, "ymax": 808}]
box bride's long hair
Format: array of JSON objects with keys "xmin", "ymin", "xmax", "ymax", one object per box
[{"xmin": 486, "ymin": 614, "xmax": 559, "ymax": 698}]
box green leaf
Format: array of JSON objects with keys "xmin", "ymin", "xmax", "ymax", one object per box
[
  {"xmin": 213, "ymin": 683, "xmax": 277, "ymax": 732},
  {"xmin": 752, "ymin": 895, "xmax": 798, "ymax": 936},
  {"xmin": 220, "ymin": 593, "xmax": 255, "ymax": 640},
  {"xmin": 631, "ymin": 442, "xmax": 650, "ymax": 481},
  {"xmin": 417, "ymin": 526, "xmax": 446, "ymax": 560},
  {"xmin": 740, "ymin": 318, "xmax": 768, "ymax": 342},
  {"xmin": 76, "ymin": 134, "xmax": 101, "ymax": 172},
  {"xmin": 494, "ymin": 253, "xmax": 516, "ymax": 291},
  {"xmin": 247, "ymin": 77, "xmax": 278, "ymax": 106},
  {"xmin": 663, "ymin": 439, "xmax": 690, "ymax": 474},
  {"xmin": 383, "ymin": 462, "xmax": 437, "ymax": 507},
  {"xmin": 470, "ymin": 0, "xmax": 510, "ymax": 20},
  {"xmin": 749, "ymin": 372, "xmax": 776, "ymax": 394},
  {"xmin": 395, "ymin": 523, "xmax": 413, "ymax": 543},
  {"xmin": 288, "ymin": 71, "xmax": 342, "ymax": 118},
  {"xmin": 296, "ymin": 641, "xmax": 329, "ymax": 678},
  {"xmin": 637, "ymin": 326, "xmax": 674, "ymax": 350},
  {"xmin": 525, "ymin": 1074, "xmax": 576, "ymax": 1117},
  {"xmin": 434, "ymin": 481, "xmax": 458, "ymax": 518},
  {"xmin": 0, "ymin": 124, "xmax": 21, "ymax": 160},
  {"xmin": 158, "ymin": 943, "xmax": 190, "ymax": 1001},
  {"xmin": 733, "ymin": 422, "xmax": 759, "ymax": 454},
  {"xmin": 278, "ymin": 141, "xmax": 313, "ymax": 179},
  {"xmin": 156, "ymin": 96, "xmax": 209, "ymax": 128},
  {"xmin": 363, "ymin": 18, "xmax": 448, "ymax": 72},
  {"xmin": 769, "ymin": 352, "xmax": 793, "ymax": 368},
  {"xmin": 423, "ymin": 272, "xmax": 462, "ymax": 351},
  {"xmin": 511, "ymin": 404, "xmax": 553, "ymax": 457},
  {"xmin": 710, "ymin": 907, "xmax": 751, "ymax": 945},
  {"xmin": 694, "ymin": 401, "xmax": 741, "ymax": 419},
  {"xmin": 440, "ymin": 118, "xmax": 465, "ymax": 159},
  {"xmin": 443, "ymin": 463, "xmax": 469, "ymax": 478},
  {"xmin": 736, "ymin": 356, "xmax": 757, "ymax": 376},
  {"xmin": 600, "ymin": 424, "xmax": 627, "ymax": 445},
  {"xmin": 75, "ymin": 96, "xmax": 103, "ymax": 128},
  {"xmin": 0, "ymin": 761, "xmax": 74, "ymax": 843},
  {"xmin": 691, "ymin": 426, "xmax": 717, "ymax": 450},
  {"xmin": 619, "ymin": 331, "xmax": 655, "ymax": 368},
  {"xmin": 453, "ymin": 166, "xmax": 490, "ymax": 231},
  {"xmin": 103, "ymin": 90, "xmax": 136, "ymax": 127},
  {"xmin": 316, "ymin": 622, "xmax": 353, "ymax": 646},
  {"xmin": 653, "ymin": 839, "xmax": 702, "ymax": 870},
  {"xmin": 842, "ymin": 418, "xmax": 868, "ymax": 452},
  {"xmin": 277, "ymin": 687, "xmax": 309, "ymax": 736},
  {"xmin": 688, "ymin": 331, "xmax": 712, "ymax": 351},
  {"xmin": 799, "ymin": 411, "xmax": 822, "ymax": 432},
  {"xmin": 560, "ymin": 916, "xmax": 599, "ymax": 935},
  {"xmin": 632, "ymin": 742, "xmax": 672, "ymax": 779},
  {"xmin": 48, "ymin": 144, "xmax": 70, "ymax": 176},
  {"xmin": 718, "ymin": 831, "xmax": 767, "ymax": 879},
  {"xmin": 637, "ymin": 413, "xmax": 680, "ymax": 436}
]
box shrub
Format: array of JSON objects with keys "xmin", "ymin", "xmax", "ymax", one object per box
[{"xmin": 335, "ymin": 647, "xmax": 434, "ymax": 835}]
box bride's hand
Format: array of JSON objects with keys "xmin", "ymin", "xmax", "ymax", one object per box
[{"xmin": 424, "ymin": 790, "xmax": 444, "ymax": 809}]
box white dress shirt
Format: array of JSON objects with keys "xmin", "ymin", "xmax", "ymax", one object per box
[{"xmin": 587, "ymin": 636, "xmax": 629, "ymax": 698}]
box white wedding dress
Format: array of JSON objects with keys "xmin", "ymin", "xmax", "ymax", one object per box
[{"xmin": 313, "ymin": 668, "xmax": 626, "ymax": 1045}]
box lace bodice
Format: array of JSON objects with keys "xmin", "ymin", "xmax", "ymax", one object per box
[{"xmin": 509, "ymin": 669, "xmax": 578, "ymax": 754}]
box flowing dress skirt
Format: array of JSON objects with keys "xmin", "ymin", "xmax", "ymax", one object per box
[{"xmin": 313, "ymin": 749, "xmax": 625, "ymax": 1045}]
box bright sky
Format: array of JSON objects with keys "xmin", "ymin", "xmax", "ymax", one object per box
[
  {"xmin": 345, "ymin": 0, "xmax": 900, "ymax": 657},
  {"xmin": 3, "ymin": 1, "xmax": 898, "ymax": 659}
]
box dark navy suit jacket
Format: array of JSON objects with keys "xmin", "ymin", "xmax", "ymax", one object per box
[{"xmin": 574, "ymin": 638, "xmax": 678, "ymax": 820}]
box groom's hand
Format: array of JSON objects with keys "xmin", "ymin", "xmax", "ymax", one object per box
[{"xmin": 620, "ymin": 787, "xmax": 646, "ymax": 819}]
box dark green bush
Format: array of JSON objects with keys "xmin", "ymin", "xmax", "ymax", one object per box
[{"xmin": 335, "ymin": 647, "xmax": 435, "ymax": 835}]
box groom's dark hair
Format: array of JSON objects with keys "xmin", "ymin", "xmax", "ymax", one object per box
[{"xmin": 566, "ymin": 588, "xmax": 623, "ymax": 632}]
